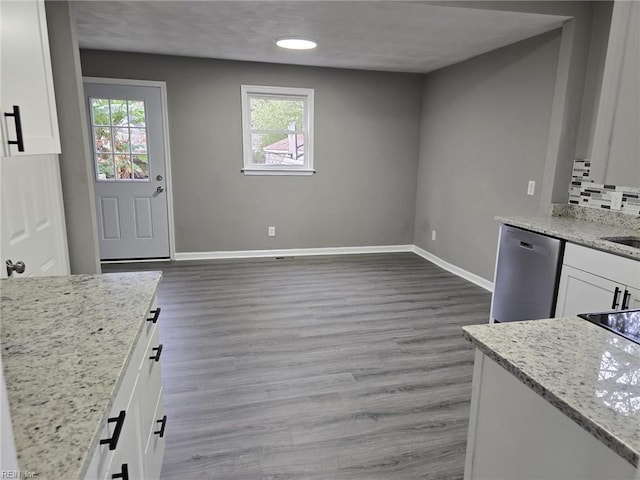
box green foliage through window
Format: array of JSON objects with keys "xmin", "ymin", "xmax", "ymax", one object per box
[{"xmin": 91, "ymin": 98, "xmax": 149, "ymax": 180}]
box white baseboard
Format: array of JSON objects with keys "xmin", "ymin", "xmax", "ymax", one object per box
[
  {"xmin": 176, "ymin": 244, "xmax": 493, "ymax": 292},
  {"xmin": 411, "ymin": 245, "xmax": 493, "ymax": 292},
  {"xmin": 175, "ymin": 244, "xmax": 414, "ymax": 261}
]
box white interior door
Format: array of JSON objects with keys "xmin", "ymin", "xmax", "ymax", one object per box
[
  {"xmin": 83, "ymin": 82, "xmax": 170, "ymax": 260},
  {"xmin": 0, "ymin": 154, "xmax": 69, "ymax": 278}
]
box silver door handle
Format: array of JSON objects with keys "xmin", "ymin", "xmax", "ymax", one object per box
[
  {"xmin": 6, "ymin": 260, "xmax": 26, "ymax": 277},
  {"xmin": 156, "ymin": 186, "xmax": 165, "ymax": 193}
]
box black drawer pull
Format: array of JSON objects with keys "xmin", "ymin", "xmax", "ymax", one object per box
[
  {"xmin": 100, "ymin": 410, "xmax": 126, "ymax": 451},
  {"xmin": 147, "ymin": 307, "xmax": 161, "ymax": 323},
  {"xmin": 612, "ymin": 287, "xmax": 621, "ymax": 309},
  {"xmin": 150, "ymin": 344, "xmax": 163, "ymax": 362},
  {"xmin": 112, "ymin": 463, "xmax": 129, "ymax": 480},
  {"xmin": 622, "ymin": 290, "xmax": 631, "ymax": 310},
  {"xmin": 4, "ymin": 105, "xmax": 25, "ymax": 152},
  {"xmin": 154, "ymin": 415, "xmax": 167, "ymax": 438}
]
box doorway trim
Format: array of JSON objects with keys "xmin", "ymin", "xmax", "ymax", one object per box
[{"xmin": 83, "ymin": 76, "xmax": 176, "ymax": 261}]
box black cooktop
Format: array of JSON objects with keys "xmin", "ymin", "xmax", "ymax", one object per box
[{"xmin": 578, "ymin": 309, "xmax": 640, "ymax": 345}]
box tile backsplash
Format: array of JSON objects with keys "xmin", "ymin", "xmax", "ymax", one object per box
[{"xmin": 569, "ymin": 159, "xmax": 640, "ymax": 216}]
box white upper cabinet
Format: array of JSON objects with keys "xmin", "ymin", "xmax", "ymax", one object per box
[{"xmin": 0, "ymin": 0, "xmax": 60, "ymax": 157}]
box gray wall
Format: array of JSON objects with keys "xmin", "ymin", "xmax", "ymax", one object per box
[
  {"xmin": 414, "ymin": 30, "xmax": 562, "ymax": 281},
  {"xmin": 574, "ymin": 1, "xmax": 613, "ymax": 160},
  {"xmin": 45, "ymin": 1, "xmax": 101, "ymax": 274},
  {"xmin": 80, "ymin": 51, "xmax": 423, "ymax": 253}
]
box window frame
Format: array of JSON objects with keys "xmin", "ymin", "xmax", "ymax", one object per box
[{"xmin": 240, "ymin": 84, "xmax": 315, "ymax": 176}]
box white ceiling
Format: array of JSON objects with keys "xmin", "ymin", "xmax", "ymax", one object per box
[{"xmin": 70, "ymin": 1, "xmax": 570, "ymax": 74}]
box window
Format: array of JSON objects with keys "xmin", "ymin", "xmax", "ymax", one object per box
[
  {"xmin": 90, "ymin": 98, "xmax": 150, "ymax": 181},
  {"xmin": 241, "ymin": 85, "xmax": 314, "ymax": 175}
]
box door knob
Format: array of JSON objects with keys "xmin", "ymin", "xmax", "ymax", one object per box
[
  {"xmin": 6, "ymin": 260, "xmax": 26, "ymax": 277},
  {"xmin": 156, "ymin": 186, "xmax": 164, "ymax": 193}
]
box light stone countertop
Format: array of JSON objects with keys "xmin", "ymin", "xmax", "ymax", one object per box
[
  {"xmin": 0, "ymin": 272, "xmax": 162, "ymax": 480},
  {"xmin": 495, "ymin": 214, "xmax": 640, "ymax": 260},
  {"xmin": 463, "ymin": 318, "xmax": 640, "ymax": 468}
]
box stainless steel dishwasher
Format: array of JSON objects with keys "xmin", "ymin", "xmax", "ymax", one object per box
[{"xmin": 491, "ymin": 225, "xmax": 564, "ymax": 322}]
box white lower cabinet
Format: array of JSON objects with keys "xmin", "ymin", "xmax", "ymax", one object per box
[
  {"xmin": 85, "ymin": 301, "xmax": 166, "ymax": 480},
  {"xmin": 464, "ymin": 351, "xmax": 636, "ymax": 480},
  {"xmin": 556, "ymin": 243, "xmax": 640, "ymax": 317}
]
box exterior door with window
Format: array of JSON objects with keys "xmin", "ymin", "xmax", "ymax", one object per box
[{"xmin": 83, "ymin": 81, "xmax": 169, "ymax": 260}]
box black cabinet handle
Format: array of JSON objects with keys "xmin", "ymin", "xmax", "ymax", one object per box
[
  {"xmin": 100, "ymin": 410, "xmax": 126, "ymax": 451},
  {"xmin": 112, "ymin": 463, "xmax": 129, "ymax": 480},
  {"xmin": 4, "ymin": 106, "xmax": 25, "ymax": 152},
  {"xmin": 147, "ymin": 307, "xmax": 161, "ymax": 324},
  {"xmin": 150, "ymin": 344, "xmax": 163, "ymax": 362},
  {"xmin": 612, "ymin": 287, "xmax": 621, "ymax": 309},
  {"xmin": 622, "ymin": 290, "xmax": 631, "ymax": 310},
  {"xmin": 154, "ymin": 415, "xmax": 167, "ymax": 438}
]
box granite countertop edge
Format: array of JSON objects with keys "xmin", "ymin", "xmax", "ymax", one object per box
[
  {"xmin": 494, "ymin": 215, "xmax": 639, "ymax": 261},
  {"xmin": 462, "ymin": 324, "xmax": 639, "ymax": 468}
]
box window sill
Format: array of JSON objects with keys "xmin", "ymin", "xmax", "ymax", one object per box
[{"xmin": 241, "ymin": 168, "xmax": 316, "ymax": 176}]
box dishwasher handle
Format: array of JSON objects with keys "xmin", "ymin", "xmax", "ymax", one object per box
[{"xmin": 519, "ymin": 241, "xmax": 534, "ymax": 250}]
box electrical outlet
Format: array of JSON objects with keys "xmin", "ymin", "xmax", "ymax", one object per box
[
  {"xmin": 527, "ymin": 180, "xmax": 536, "ymax": 196},
  {"xmin": 432, "ymin": 230, "xmax": 436, "ymax": 241},
  {"xmin": 610, "ymin": 192, "xmax": 623, "ymax": 210},
  {"xmin": 268, "ymin": 226, "xmax": 276, "ymax": 237}
]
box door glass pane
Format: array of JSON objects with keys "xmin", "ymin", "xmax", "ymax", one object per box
[
  {"xmin": 115, "ymin": 155, "xmax": 132, "ymax": 179},
  {"xmin": 91, "ymin": 97, "xmax": 149, "ymax": 182},
  {"xmin": 91, "ymin": 98, "xmax": 110, "ymax": 126},
  {"xmin": 133, "ymin": 154, "xmax": 149, "ymax": 179},
  {"xmin": 129, "ymin": 128, "xmax": 147, "ymax": 154},
  {"xmin": 113, "ymin": 128, "xmax": 130, "ymax": 153},
  {"xmin": 110, "ymin": 100, "xmax": 128, "ymax": 126},
  {"xmin": 96, "ymin": 154, "xmax": 115, "ymax": 180},
  {"xmin": 94, "ymin": 127, "xmax": 112, "ymax": 152},
  {"xmin": 128, "ymin": 101, "xmax": 146, "ymax": 127}
]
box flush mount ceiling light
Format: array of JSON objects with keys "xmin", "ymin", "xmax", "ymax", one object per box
[{"xmin": 276, "ymin": 37, "xmax": 317, "ymax": 50}]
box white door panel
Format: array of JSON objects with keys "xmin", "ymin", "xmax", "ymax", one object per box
[
  {"xmin": 0, "ymin": 154, "xmax": 69, "ymax": 278},
  {"xmin": 83, "ymin": 82, "xmax": 170, "ymax": 260}
]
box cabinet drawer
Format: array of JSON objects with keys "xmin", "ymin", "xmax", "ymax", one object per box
[
  {"xmin": 141, "ymin": 297, "xmax": 161, "ymax": 354},
  {"xmin": 138, "ymin": 325, "xmax": 163, "ymax": 443},
  {"xmin": 144, "ymin": 386, "xmax": 166, "ymax": 480},
  {"xmin": 107, "ymin": 379, "xmax": 143, "ymax": 480},
  {"xmin": 563, "ymin": 243, "xmax": 640, "ymax": 288}
]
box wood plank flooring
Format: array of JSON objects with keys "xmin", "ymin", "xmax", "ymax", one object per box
[{"xmin": 103, "ymin": 253, "xmax": 491, "ymax": 479}]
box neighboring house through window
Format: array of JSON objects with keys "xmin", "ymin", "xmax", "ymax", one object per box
[{"xmin": 241, "ymin": 85, "xmax": 314, "ymax": 175}]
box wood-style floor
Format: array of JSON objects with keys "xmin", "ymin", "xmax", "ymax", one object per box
[{"xmin": 103, "ymin": 253, "xmax": 491, "ymax": 479}]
